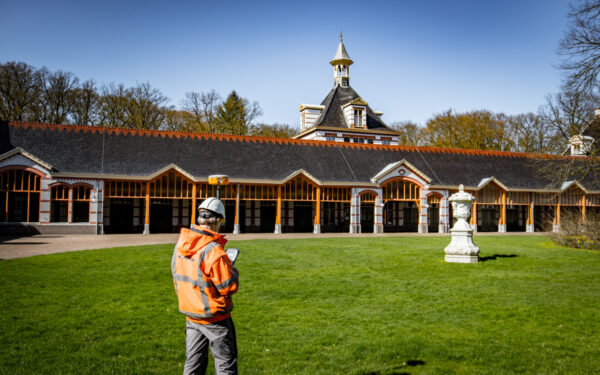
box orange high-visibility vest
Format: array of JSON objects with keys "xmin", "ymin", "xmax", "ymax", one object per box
[{"xmin": 172, "ymin": 228, "xmax": 238, "ymax": 321}]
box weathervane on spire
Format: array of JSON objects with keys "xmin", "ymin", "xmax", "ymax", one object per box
[{"xmin": 339, "ymin": 32, "xmax": 343, "ymax": 41}]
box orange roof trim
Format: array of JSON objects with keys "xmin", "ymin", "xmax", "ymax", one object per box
[{"xmin": 8, "ymin": 121, "xmax": 577, "ymax": 160}]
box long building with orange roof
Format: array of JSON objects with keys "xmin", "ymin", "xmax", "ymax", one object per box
[{"xmin": 0, "ymin": 38, "xmax": 599, "ymax": 235}]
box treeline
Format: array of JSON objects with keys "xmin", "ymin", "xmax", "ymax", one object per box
[
  {"xmin": 0, "ymin": 61, "xmax": 297, "ymax": 138},
  {"xmin": 390, "ymin": 108, "xmax": 580, "ymax": 155}
]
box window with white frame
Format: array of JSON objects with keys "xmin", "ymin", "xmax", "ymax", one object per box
[{"xmin": 354, "ymin": 109, "xmax": 363, "ymax": 127}]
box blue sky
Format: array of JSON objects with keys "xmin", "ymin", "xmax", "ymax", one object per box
[{"xmin": 1, "ymin": 0, "xmax": 570, "ymax": 128}]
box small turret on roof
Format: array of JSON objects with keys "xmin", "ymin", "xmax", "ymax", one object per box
[
  {"xmin": 330, "ymin": 33, "xmax": 353, "ymax": 66},
  {"xmin": 330, "ymin": 33, "xmax": 353, "ymax": 87}
]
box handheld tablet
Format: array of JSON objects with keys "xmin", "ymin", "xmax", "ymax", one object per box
[{"xmin": 226, "ymin": 248, "xmax": 240, "ymax": 265}]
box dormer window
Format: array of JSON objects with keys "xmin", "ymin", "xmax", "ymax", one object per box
[
  {"xmin": 354, "ymin": 109, "xmax": 363, "ymax": 127},
  {"xmin": 342, "ymin": 98, "xmax": 368, "ymax": 129}
]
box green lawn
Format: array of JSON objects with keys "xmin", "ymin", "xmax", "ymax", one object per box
[{"xmin": 1, "ymin": 236, "xmax": 599, "ymax": 374}]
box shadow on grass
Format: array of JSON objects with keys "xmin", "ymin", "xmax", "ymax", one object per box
[
  {"xmin": 479, "ymin": 254, "xmax": 518, "ymax": 262},
  {"xmin": 360, "ymin": 359, "xmax": 425, "ymax": 375}
]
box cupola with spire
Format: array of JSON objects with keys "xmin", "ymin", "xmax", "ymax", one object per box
[{"xmin": 330, "ymin": 33, "xmax": 353, "ymax": 87}]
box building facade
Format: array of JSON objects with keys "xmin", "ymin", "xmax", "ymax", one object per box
[{"xmin": 1, "ymin": 40, "xmax": 599, "ymax": 235}]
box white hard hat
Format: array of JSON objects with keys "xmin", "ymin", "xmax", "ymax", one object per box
[{"xmin": 198, "ymin": 197, "xmax": 225, "ymax": 219}]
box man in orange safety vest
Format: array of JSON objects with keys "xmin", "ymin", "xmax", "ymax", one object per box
[{"xmin": 172, "ymin": 197, "xmax": 239, "ymax": 375}]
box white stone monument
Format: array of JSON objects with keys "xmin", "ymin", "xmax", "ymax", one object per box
[{"xmin": 445, "ymin": 184, "xmax": 480, "ymax": 263}]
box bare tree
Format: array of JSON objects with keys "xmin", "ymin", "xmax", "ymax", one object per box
[
  {"xmin": 559, "ymin": 0, "xmax": 600, "ymax": 94},
  {"xmin": 540, "ymin": 86, "xmax": 599, "ymax": 148},
  {"xmin": 389, "ymin": 121, "xmax": 426, "ymax": 146},
  {"xmin": 125, "ymin": 82, "xmax": 170, "ymax": 130},
  {"xmin": 508, "ymin": 113, "xmax": 562, "ymax": 154},
  {"xmin": 98, "ymin": 82, "xmax": 170, "ymax": 129},
  {"xmin": 250, "ymin": 123, "xmax": 298, "ymax": 138},
  {"xmin": 98, "ymin": 83, "xmax": 129, "ymax": 128},
  {"xmin": 42, "ymin": 70, "xmax": 79, "ymax": 124},
  {"xmin": 0, "ymin": 62, "xmax": 43, "ymax": 122},
  {"xmin": 70, "ymin": 80, "xmax": 99, "ymax": 126},
  {"xmin": 180, "ymin": 90, "xmax": 221, "ymax": 132}
]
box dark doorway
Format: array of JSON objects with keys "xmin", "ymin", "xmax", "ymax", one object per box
[
  {"xmin": 109, "ymin": 199, "xmax": 134, "ymax": 233},
  {"xmin": 294, "ymin": 202, "xmax": 313, "ymax": 232},
  {"xmin": 8, "ymin": 192, "xmax": 39, "ymax": 222},
  {"xmin": 534, "ymin": 206, "xmax": 554, "ymax": 232},
  {"xmin": 361, "ymin": 203, "xmax": 374, "ymax": 233},
  {"xmin": 260, "ymin": 202, "xmax": 276, "ymax": 233},
  {"xmin": 506, "ymin": 206, "xmax": 525, "ymax": 232},
  {"xmin": 403, "ymin": 202, "xmax": 418, "ymax": 232},
  {"xmin": 428, "ymin": 204, "xmax": 439, "ymax": 233},
  {"xmin": 224, "ymin": 202, "xmax": 245, "ymax": 233},
  {"xmin": 73, "ymin": 201, "xmax": 90, "ymax": 223},
  {"xmin": 150, "ymin": 200, "xmax": 173, "ymax": 233},
  {"xmin": 479, "ymin": 206, "xmax": 498, "ymax": 232}
]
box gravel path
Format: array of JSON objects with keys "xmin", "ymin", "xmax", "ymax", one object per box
[{"xmin": 0, "ymin": 231, "xmax": 545, "ymax": 259}]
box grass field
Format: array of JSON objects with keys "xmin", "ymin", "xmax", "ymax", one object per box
[{"xmin": 1, "ymin": 235, "xmax": 599, "ymax": 374}]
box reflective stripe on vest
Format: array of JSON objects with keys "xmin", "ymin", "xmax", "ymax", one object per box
[{"xmin": 172, "ymin": 241, "xmax": 221, "ymax": 319}]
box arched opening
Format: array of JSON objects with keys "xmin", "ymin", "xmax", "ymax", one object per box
[
  {"xmin": 381, "ymin": 178, "xmax": 421, "ymax": 232},
  {"xmin": 0, "ymin": 168, "xmax": 41, "ymax": 222},
  {"xmin": 50, "ymin": 184, "xmax": 70, "ymax": 222},
  {"xmin": 427, "ymin": 193, "xmax": 442, "ymax": 233},
  {"xmin": 72, "ymin": 185, "xmax": 91, "ymax": 223},
  {"xmin": 475, "ymin": 183, "xmax": 504, "ymax": 232},
  {"xmin": 534, "ymin": 193, "xmax": 557, "ymax": 232},
  {"xmin": 360, "ymin": 190, "xmax": 377, "ymax": 233}
]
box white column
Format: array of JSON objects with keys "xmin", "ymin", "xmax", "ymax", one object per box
[
  {"xmin": 39, "ymin": 178, "xmax": 51, "ymax": 224},
  {"xmin": 67, "ymin": 188, "xmax": 73, "ymax": 223},
  {"xmin": 374, "ymin": 194, "xmax": 384, "ymax": 233},
  {"xmin": 440, "ymin": 194, "xmax": 450, "ymax": 233},
  {"xmin": 350, "ymin": 189, "xmax": 361, "ymax": 233},
  {"xmin": 418, "ymin": 189, "xmax": 428, "ymax": 233}
]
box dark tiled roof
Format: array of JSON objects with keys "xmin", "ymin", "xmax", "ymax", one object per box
[
  {"xmin": 313, "ymin": 85, "xmax": 390, "ymax": 130},
  {"xmin": 2, "ymin": 122, "xmax": 599, "ymax": 191}
]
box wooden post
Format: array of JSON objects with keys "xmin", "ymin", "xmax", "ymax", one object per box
[
  {"xmin": 554, "ymin": 194, "xmax": 561, "ymax": 231},
  {"xmin": 582, "ymin": 194, "xmax": 586, "ymax": 222},
  {"xmin": 470, "ymin": 200, "xmax": 477, "ymax": 230},
  {"xmin": 191, "ymin": 183, "xmax": 197, "ymax": 227},
  {"xmin": 5, "ymin": 190, "xmax": 9, "ymax": 222},
  {"xmin": 26, "ymin": 192, "xmax": 31, "ymax": 223},
  {"xmin": 314, "ymin": 186, "xmax": 321, "ymax": 233},
  {"xmin": 527, "ymin": 198, "xmax": 534, "ymax": 230},
  {"xmin": 275, "ymin": 185, "xmax": 282, "ymax": 234},
  {"xmin": 234, "ymin": 184, "xmax": 240, "ymax": 234},
  {"xmin": 499, "ymin": 191, "xmax": 506, "ymax": 232},
  {"xmin": 144, "ymin": 181, "xmax": 150, "ymax": 234}
]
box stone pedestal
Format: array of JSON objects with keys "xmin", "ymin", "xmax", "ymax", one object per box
[
  {"xmin": 526, "ymin": 224, "xmax": 534, "ymax": 233},
  {"xmin": 553, "ymin": 224, "xmax": 560, "ymax": 233},
  {"xmin": 233, "ymin": 224, "xmax": 241, "ymax": 234},
  {"xmin": 374, "ymin": 224, "xmax": 383, "ymax": 233},
  {"xmin": 498, "ymin": 224, "xmax": 507, "ymax": 233},
  {"xmin": 143, "ymin": 224, "xmax": 150, "ymax": 235},
  {"xmin": 444, "ymin": 185, "xmax": 480, "ymax": 263},
  {"xmin": 445, "ymin": 254, "xmax": 479, "ymax": 263},
  {"xmin": 274, "ymin": 224, "xmax": 282, "ymax": 234},
  {"xmin": 313, "ymin": 224, "xmax": 321, "ymax": 234}
]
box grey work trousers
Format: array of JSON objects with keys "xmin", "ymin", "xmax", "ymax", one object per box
[{"xmin": 183, "ymin": 317, "xmax": 238, "ymax": 375}]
